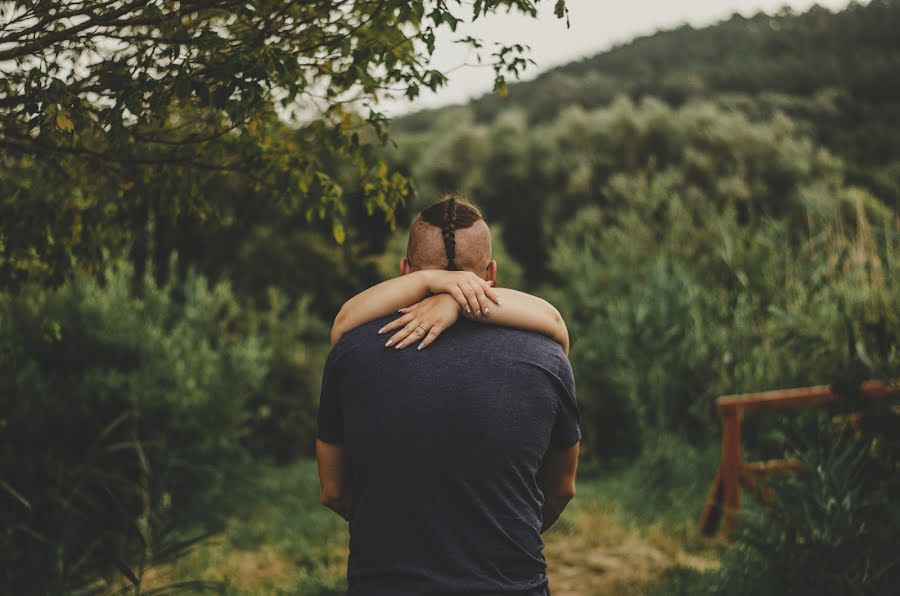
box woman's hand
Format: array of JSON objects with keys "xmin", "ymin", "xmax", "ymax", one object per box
[
  {"xmin": 378, "ymin": 294, "xmax": 462, "ymax": 350},
  {"xmin": 424, "ymin": 270, "xmax": 500, "ymax": 317}
]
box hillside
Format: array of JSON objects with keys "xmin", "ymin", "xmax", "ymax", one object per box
[{"xmin": 395, "ymin": 0, "xmax": 900, "ymax": 204}]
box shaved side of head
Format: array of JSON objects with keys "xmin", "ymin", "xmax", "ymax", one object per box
[
  {"xmin": 407, "ymin": 218, "xmax": 492, "ymax": 272},
  {"xmin": 404, "ymin": 194, "xmax": 494, "ymax": 276}
]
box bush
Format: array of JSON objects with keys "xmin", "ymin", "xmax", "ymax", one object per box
[
  {"xmin": 0, "ymin": 260, "xmax": 328, "ymax": 592},
  {"xmin": 242, "ymin": 290, "xmax": 330, "ymax": 462},
  {"xmin": 712, "ymin": 415, "xmax": 900, "ymax": 596},
  {"xmin": 547, "ymin": 178, "xmax": 898, "ymax": 460}
]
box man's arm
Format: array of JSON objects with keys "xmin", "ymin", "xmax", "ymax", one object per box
[
  {"xmin": 538, "ymin": 442, "xmax": 579, "ymax": 533},
  {"xmin": 316, "ymin": 439, "xmax": 352, "ymax": 521}
]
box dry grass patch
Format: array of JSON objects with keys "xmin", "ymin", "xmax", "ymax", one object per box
[{"xmin": 544, "ymin": 499, "xmax": 719, "ymax": 595}]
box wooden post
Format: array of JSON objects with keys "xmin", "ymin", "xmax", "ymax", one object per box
[{"xmin": 720, "ymin": 406, "xmax": 742, "ymax": 535}]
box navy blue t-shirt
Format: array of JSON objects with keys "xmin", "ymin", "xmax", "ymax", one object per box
[{"xmin": 317, "ymin": 316, "xmax": 580, "ymax": 595}]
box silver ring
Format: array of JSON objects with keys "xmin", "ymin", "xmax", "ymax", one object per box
[{"xmin": 417, "ymin": 324, "xmax": 427, "ymax": 332}]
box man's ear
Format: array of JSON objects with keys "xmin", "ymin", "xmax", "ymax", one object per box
[
  {"xmin": 400, "ymin": 257, "xmax": 413, "ymax": 276},
  {"xmin": 485, "ymin": 260, "xmax": 497, "ymax": 284}
]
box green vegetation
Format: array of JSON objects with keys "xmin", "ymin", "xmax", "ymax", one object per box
[
  {"xmin": 2, "ymin": 0, "xmax": 898, "ymax": 593},
  {"xmin": 643, "ymin": 414, "xmax": 900, "ymax": 596},
  {"xmin": 164, "ymin": 461, "xmax": 349, "ymax": 595},
  {"xmin": 713, "ymin": 420, "xmax": 900, "ymax": 596},
  {"xmin": 0, "ymin": 0, "xmax": 566, "ymax": 290},
  {"xmin": 0, "ymin": 261, "xmax": 329, "ymax": 592},
  {"xmin": 397, "ymin": 0, "xmax": 900, "ymax": 206}
]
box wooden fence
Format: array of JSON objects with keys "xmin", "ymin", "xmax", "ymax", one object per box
[{"xmin": 698, "ymin": 380, "xmax": 898, "ymax": 537}]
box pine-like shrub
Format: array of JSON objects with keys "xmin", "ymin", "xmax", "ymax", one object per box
[{"xmin": 0, "ymin": 260, "xmax": 327, "ymax": 592}]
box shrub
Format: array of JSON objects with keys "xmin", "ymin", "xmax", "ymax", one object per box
[
  {"xmin": 0, "ymin": 259, "xmax": 327, "ymax": 592},
  {"xmin": 242, "ymin": 290, "xmax": 330, "ymax": 462},
  {"xmin": 712, "ymin": 416, "xmax": 900, "ymax": 596},
  {"xmin": 547, "ymin": 181, "xmax": 898, "ymax": 460}
]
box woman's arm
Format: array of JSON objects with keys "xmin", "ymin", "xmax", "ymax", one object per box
[
  {"xmin": 331, "ymin": 270, "xmax": 498, "ymax": 346},
  {"xmin": 481, "ymin": 288, "xmax": 569, "ymax": 355},
  {"xmin": 381, "ymin": 288, "xmax": 570, "ymax": 355}
]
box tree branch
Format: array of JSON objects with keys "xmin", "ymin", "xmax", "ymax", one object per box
[
  {"xmin": 0, "ymin": 0, "xmax": 146, "ymax": 61},
  {"xmin": 0, "ymin": 0, "xmax": 120, "ymax": 47}
]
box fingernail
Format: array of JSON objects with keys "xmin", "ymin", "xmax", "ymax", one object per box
[
  {"xmin": 385, "ymin": 340, "xmax": 393, "ymax": 347},
  {"xmin": 484, "ymin": 307, "xmax": 490, "ymax": 315},
  {"xmin": 417, "ymin": 344, "xmax": 424, "ymax": 351},
  {"xmin": 395, "ymin": 343, "xmax": 403, "ymax": 350},
  {"xmin": 377, "ymin": 328, "xmax": 385, "ymax": 334},
  {"xmin": 466, "ymin": 306, "xmax": 471, "ymax": 313},
  {"xmin": 477, "ymin": 309, "xmax": 482, "ymax": 316}
]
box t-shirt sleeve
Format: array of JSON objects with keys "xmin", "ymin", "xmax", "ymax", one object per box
[
  {"xmin": 549, "ymin": 355, "xmax": 581, "ymax": 449},
  {"xmin": 316, "ymin": 348, "xmax": 345, "ymax": 444}
]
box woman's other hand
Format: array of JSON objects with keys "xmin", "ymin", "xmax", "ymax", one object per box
[
  {"xmin": 378, "ymin": 294, "xmax": 462, "ymax": 350},
  {"xmin": 423, "ymin": 270, "xmax": 499, "ymax": 317}
]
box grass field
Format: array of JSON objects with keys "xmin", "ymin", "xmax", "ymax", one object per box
[{"xmin": 155, "ymin": 444, "xmax": 723, "ymax": 595}]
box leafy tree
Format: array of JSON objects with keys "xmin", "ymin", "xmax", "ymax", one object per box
[{"xmin": 0, "ymin": 0, "xmax": 568, "ymax": 289}]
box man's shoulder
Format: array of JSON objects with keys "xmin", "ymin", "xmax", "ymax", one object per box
[
  {"xmin": 329, "ymin": 318, "xmax": 569, "ymax": 374},
  {"xmin": 475, "ymin": 323, "xmax": 562, "ymax": 351},
  {"xmin": 457, "ymin": 323, "xmax": 570, "ymax": 371},
  {"xmin": 327, "ymin": 316, "xmax": 394, "ymax": 364}
]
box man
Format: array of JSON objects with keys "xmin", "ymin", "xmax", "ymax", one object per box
[{"xmin": 316, "ymin": 196, "xmax": 580, "ymax": 595}]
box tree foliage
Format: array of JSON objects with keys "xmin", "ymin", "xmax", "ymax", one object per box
[
  {"xmin": 396, "ymin": 0, "xmax": 900, "ymax": 206},
  {"xmin": 0, "ymin": 0, "xmax": 567, "ymax": 288}
]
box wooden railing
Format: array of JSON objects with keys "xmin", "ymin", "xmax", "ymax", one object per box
[{"xmin": 698, "ymin": 380, "xmax": 898, "ymax": 537}]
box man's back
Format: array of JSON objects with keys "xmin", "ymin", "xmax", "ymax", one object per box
[{"xmin": 317, "ymin": 316, "xmax": 580, "ymax": 595}]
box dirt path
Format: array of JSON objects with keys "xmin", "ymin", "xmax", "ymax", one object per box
[{"xmin": 543, "ymin": 502, "xmax": 719, "ymax": 595}]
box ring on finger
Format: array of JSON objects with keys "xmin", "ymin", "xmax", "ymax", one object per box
[{"xmin": 416, "ymin": 324, "xmax": 427, "ymax": 334}]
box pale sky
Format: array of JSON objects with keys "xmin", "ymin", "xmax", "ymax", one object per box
[{"xmin": 380, "ymin": 0, "xmax": 858, "ymax": 116}]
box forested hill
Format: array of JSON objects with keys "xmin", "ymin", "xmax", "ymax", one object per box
[{"xmin": 394, "ymin": 0, "xmax": 900, "ymax": 204}]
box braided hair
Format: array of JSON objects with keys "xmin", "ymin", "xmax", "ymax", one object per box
[
  {"xmin": 442, "ymin": 196, "xmax": 459, "ymax": 270},
  {"xmin": 418, "ymin": 193, "xmax": 484, "ymax": 271}
]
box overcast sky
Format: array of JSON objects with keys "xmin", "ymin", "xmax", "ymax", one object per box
[{"xmin": 380, "ymin": 0, "xmax": 857, "ymax": 116}]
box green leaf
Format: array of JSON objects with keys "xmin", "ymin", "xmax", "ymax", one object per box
[
  {"xmin": 332, "ymin": 220, "xmax": 345, "ymax": 245},
  {"xmin": 55, "ymin": 112, "xmax": 74, "ymax": 132},
  {"xmin": 141, "ymin": 580, "xmax": 226, "ymax": 595},
  {"xmin": 112, "ymin": 557, "xmax": 139, "ymax": 587},
  {"xmin": 150, "ymin": 533, "xmax": 214, "ymax": 565},
  {"xmin": 554, "ymin": 1, "xmax": 565, "ymax": 17},
  {"xmin": 1, "ymin": 480, "xmax": 31, "ymax": 510}
]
